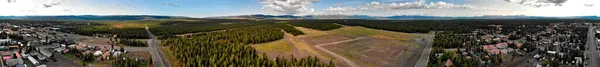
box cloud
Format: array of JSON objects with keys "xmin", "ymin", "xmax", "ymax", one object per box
[
  {"xmin": 258, "ymin": 0, "xmax": 320, "ymax": 14},
  {"xmin": 584, "ymin": 4, "xmax": 594, "ymax": 7},
  {"xmin": 7, "ymin": 0, "xmax": 15, "ymax": 3},
  {"xmin": 323, "ymin": 1, "xmax": 475, "ymax": 14},
  {"xmin": 41, "ymin": 0, "xmax": 67, "ymax": 8},
  {"xmin": 163, "ymin": 2, "xmax": 180, "ymax": 7},
  {"xmin": 503, "ymin": 0, "xmax": 568, "ymax": 7}
]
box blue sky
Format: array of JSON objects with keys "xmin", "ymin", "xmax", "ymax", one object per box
[{"xmin": 1, "ymin": 0, "xmax": 599, "ymax": 17}]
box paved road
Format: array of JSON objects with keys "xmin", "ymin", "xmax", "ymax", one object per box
[
  {"xmin": 586, "ymin": 25, "xmax": 599, "ymax": 67},
  {"xmin": 414, "ymin": 35, "xmax": 434, "ymax": 67},
  {"xmin": 145, "ymin": 26, "xmax": 172, "ymax": 67},
  {"xmin": 314, "ymin": 37, "xmax": 366, "ymax": 67}
]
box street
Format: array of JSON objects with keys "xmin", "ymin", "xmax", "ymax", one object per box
[
  {"xmin": 414, "ymin": 34, "xmax": 434, "ymax": 67},
  {"xmin": 586, "ymin": 24, "xmax": 599, "ymax": 67},
  {"xmin": 145, "ymin": 26, "xmax": 172, "ymax": 67}
]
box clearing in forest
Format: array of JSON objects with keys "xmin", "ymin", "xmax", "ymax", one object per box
[{"xmin": 296, "ymin": 26, "xmax": 427, "ymax": 67}]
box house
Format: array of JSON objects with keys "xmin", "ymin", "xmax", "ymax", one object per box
[
  {"xmin": 27, "ymin": 56, "xmax": 39, "ymax": 66},
  {"xmin": 0, "ymin": 46, "xmax": 9, "ymax": 51},
  {"xmin": 14, "ymin": 52, "xmax": 21, "ymax": 59},
  {"xmin": 5, "ymin": 59, "xmax": 23, "ymax": 66},
  {"xmin": 93, "ymin": 51, "xmax": 102, "ymax": 56},
  {"xmin": 102, "ymin": 51, "xmax": 110, "ymax": 60},
  {"xmin": 443, "ymin": 59, "xmax": 453, "ymax": 67},
  {"xmin": 112, "ymin": 51, "xmax": 122, "ymax": 57}
]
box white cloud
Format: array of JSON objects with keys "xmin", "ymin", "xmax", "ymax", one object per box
[
  {"xmin": 323, "ymin": 1, "xmax": 476, "ymax": 14},
  {"xmin": 163, "ymin": 2, "xmax": 180, "ymax": 7},
  {"xmin": 503, "ymin": 0, "xmax": 568, "ymax": 7},
  {"xmin": 258, "ymin": 0, "xmax": 320, "ymax": 14}
]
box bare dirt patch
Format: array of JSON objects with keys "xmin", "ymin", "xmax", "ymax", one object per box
[
  {"xmin": 325, "ymin": 37, "xmax": 410, "ymax": 67},
  {"xmin": 299, "ymin": 35, "xmax": 352, "ymax": 45},
  {"xmin": 126, "ymin": 51, "xmax": 152, "ymax": 59}
]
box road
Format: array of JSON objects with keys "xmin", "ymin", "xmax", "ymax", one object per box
[
  {"xmin": 145, "ymin": 26, "xmax": 172, "ymax": 67},
  {"xmin": 414, "ymin": 34, "xmax": 434, "ymax": 67},
  {"xmin": 314, "ymin": 37, "xmax": 367, "ymax": 67},
  {"xmin": 586, "ymin": 25, "xmax": 599, "ymax": 67}
]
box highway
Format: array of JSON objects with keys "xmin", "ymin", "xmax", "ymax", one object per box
[{"xmin": 145, "ymin": 26, "xmax": 172, "ymax": 67}]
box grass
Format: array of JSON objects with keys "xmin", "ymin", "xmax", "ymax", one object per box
[
  {"xmin": 329, "ymin": 26, "xmax": 425, "ymax": 46},
  {"xmin": 64, "ymin": 53, "xmax": 76, "ymax": 59},
  {"xmin": 287, "ymin": 36, "xmax": 339, "ymax": 62},
  {"xmin": 253, "ymin": 39, "xmax": 293, "ymax": 54},
  {"xmin": 326, "ymin": 39, "xmax": 376, "ymax": 67},
  {"xmin": 160, "ymin": 44, "xmax": 180, "ymax": 67},
  {"xmin": 295, "ymin": 27, "xmax": 330, "ymax": 38}
]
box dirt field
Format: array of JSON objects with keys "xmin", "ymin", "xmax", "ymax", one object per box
[
  {"xmin": 324, "ymin": 37, "xmax": 411, "ymax": 67},
  {"xmin": 126, "ymin": 51, "xmax": 152, "ymax": 59},
  {"xmin": 294, "ymin": 26, "xmax": 426, "ymax": 67}
]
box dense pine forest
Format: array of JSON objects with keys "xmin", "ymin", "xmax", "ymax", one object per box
[
  {"xmin": 288, "ymin": 22, "xmax": 342, "ymax": 31},
  {"xmin": 65, "ymin": 27, "xmax": 150, "ymax": 39},
  {"xmin": 149, "ymin": 20, "xmax": 268, "ymax": 35},
  {"xmin": 161, "ymin": 25, "xmax": 333, "ymax": 67},
  {"xmin": 271, "ymin": 23, "xmax": 305, "ymax": 36},
  {"xmin": 119, "ymin": 39, "xmax": 147, "ymax": 47}
]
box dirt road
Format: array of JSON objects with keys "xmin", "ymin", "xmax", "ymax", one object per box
[{"xmin": 314, "ymin": 37, "xmax": 367, "ymax": 67}]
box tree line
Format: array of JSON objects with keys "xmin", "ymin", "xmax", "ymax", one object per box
[
  {"xmin": 288, "ymin": 22, "xmax": 342, "ymax": 31},
  {"xmin": 271, "ymin": 23, "xmax": 305, "ymax": 36},
  {"xmin": 119, "ymin": 39, "xmax": 147, "ymax": 47},
  {"xmin": 149, "ymin": 20, "xmax": 266, "ymax": 35},
  {"xmin": 161, "ymin": 25, "xmax": 333, "ymax": 67}
]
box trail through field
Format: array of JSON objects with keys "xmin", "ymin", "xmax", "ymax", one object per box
[
  {"xmin": 284, "ymin": 33, "xmax": 309, "ymax": 58},
  {"xmin": 314, "ymin": 37, "xmax": 367, "ymax": 67}
]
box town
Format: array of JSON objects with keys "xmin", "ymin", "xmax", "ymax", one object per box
[
  {"xmin": 426, "ymin": 22, "xmax": 600, "ymax": 67},
  {"xmin": 0, "ymin": 21, "xmax": 149, "ymax": 67}
]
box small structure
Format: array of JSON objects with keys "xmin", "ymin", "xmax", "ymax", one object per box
[
  {"xmin": 443, "ymin": 59, "xmax": 453, "ymax": 67},
  {"xmin": 27, "ymin": 56, "xmax": 39, "ymax": 66},
  {"xmin": 102, "ymin": 51, "xmax": 110, "ymax": 60},
  {"xmin": 5, "ymin": 59, "xmax": 24, "ymax": 66},
  {"xmin": 93, "ymin": 51, "xmax": 102, "ymax": 56},
  {"xmin": 14, "ymin": 52, "xmax": 22, "ymax": 59}
]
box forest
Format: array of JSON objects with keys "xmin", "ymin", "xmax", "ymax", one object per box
[
  {"xmin": 111, "ymin": 57, "xmax": 150, "ymax": 67},
  {"xmin": 119, "ymin": 39, "xmax": 147, "ymax": 47},
  {"xmin": 66, "ymin": 27, "xmax": 149, "ymax": 39},
  {"xmin": 288, "ymin": 21, "xmax": 342, "ymax": 31},
  {"xmin": 161, "ymin": 25, "xmax": 333, "ymax": 67},
  {"xmin": 271, "ymin": 23, "xmax": 305, "ymax": 36},
  {"xmin": 149, "ymin": 20, "xmax": 268, "ymax": 35},
  {"xmin": 426, "ymin": 47, "xmax": 480, "ymax": 67}
]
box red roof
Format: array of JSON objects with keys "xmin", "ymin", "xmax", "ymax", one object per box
[{"xmin": 13, "ymin": 52, "xmax": 21, "ymax": 59}]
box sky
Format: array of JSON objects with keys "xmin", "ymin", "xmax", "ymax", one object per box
[{"xmin": 0, "ymin": 0, "xmax": 599, "ymax": 18}]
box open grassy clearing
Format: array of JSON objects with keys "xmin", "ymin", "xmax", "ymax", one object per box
[
  {"xmin": 330, "ymin": 26, "xmax": 424, "ymax": 39},
  {"xmin": 293, "ymin": 26, "xmax": 427, "ymax": 67},
  {"xmin": 324, "ymin": 37, "xmax": 414, "ymax": 67},
  {"xmin": 294, "ymin": 27, "xmax": 331, "ymax": 38},
  {"xmin": 329, "ymin": 26, "xmax": 425, "ymax": 46},
  {"xmin": 252, "ymin": 38, "xmax": 293, "ymax": 59}
]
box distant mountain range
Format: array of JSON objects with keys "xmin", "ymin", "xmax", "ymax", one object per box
[
  {"xmin": 210, "ymin": 14, "xmax": 600, "ymax": 20},
  {"xmin": 0, "ymin": 14, "xmax": 598, "ymax": 20},
  {"xmin": 0, "ymin": 15, "xmax": 186, "ymax": 20}
]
